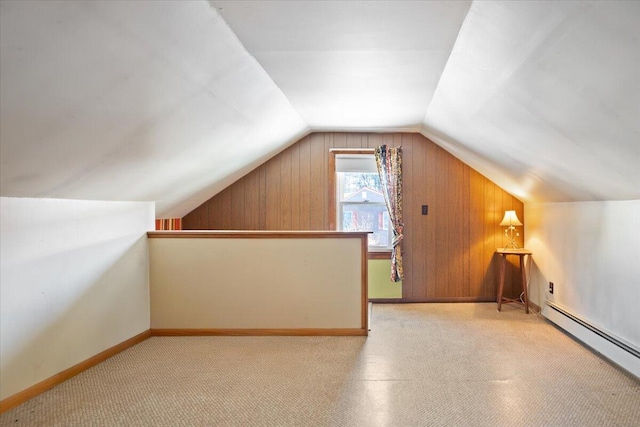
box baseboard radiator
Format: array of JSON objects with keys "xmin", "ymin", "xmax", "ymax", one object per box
[{"xmin": 546, "ymin": 301, "xmax": 640, "ymax": 370}]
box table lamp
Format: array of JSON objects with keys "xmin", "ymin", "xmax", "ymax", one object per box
[{"xmin": 499, "ymin": 210, "xmax": 522, "ymax": 249}]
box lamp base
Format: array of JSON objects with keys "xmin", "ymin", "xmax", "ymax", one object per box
[{"xmin": 504, "ymin": 226, "xmax": 520, "ymax": 249}]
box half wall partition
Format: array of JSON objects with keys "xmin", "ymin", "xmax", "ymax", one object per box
[{"xmin": 148, "ymin": 231, "xmax": 369, "ymax": 336}]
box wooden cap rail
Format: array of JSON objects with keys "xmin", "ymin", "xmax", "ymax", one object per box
[{"xmin": 148, "ymin": 230, "xmax": 371, "ymax": 239}]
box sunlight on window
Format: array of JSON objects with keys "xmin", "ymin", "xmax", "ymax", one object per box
[{"xmin": 338, "ymin": 171, "xmax": 391, "ymax": 251}]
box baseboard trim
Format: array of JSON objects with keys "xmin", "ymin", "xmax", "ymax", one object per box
[
  {"xmin": 544, "ymin": 301, "xmax": 639, "ymax": 379},
  {"xmin": 546, "ymin": 301, "xmax": 640, "ymax": 359},
  {"xmin": 370, "ymin": 297, "xmax": 497, "ymax": 303},
  {"xmin": 369, "ymin": 298, "xmax": 403, "ymax": 303},
  {"xmin": 529, "ymin": 301, "xmax": 541, "ymax": 314},
  {"xmin": 0, "ymin": 330, "xmax": 151, "ymax": 414},
  {"xmin": 150, "ymin": 328, "xmax": 367, "ymax": 336}
]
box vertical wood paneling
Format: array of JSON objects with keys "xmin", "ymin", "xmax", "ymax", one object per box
[
  {"xmin": 298, "ymin": 139, "xmax": 311, "ymax": 230},
  {"xmin": 182, "ymin": 132, "xmax": 524, "ymax": 302},
  {"xmin": 323, "ymin": 134, "xmax": 334, "ymax": 229},
  {"xmin": 190, "ymin": 199, "xmax": 205, "ymax": 229},
  {"xmin": 435, "ymin": 146, "xmax": 449, "ymax": 298},
  {"xmin": 382, "ymin": 133, "xmax": 394, "ymax": 149},
  {"xmin": 452, "ymin": 155, "xmax": 466, "ymax": 297},
  {"xmin": 221, "ymin": 189, "xmax": 232, "ymax": 230},
  {"xmin": 333, "ymin": 133, "xmax": 347, "ymax": 150},
  {"xmin": 209, "ymin": 190, "xmax": 221, "ymax": 229},
  {"xmin": 265, "ymin": 155, "xmax": 281, "ymax": 230},
  {"xmin": 483, "ymin": 180, "xmax": 497, "ymax": 299},
  {"xmin": 309, "ymin": 134, "xmax": 324, "ymax": 229},
  {"xmin": 280, "ymin": 148, "xmax": 292, "ymax": 229},
  {"xmin": 411, "ymin": 134, "xmax": 427, "ymax": 300},
  {"xmin": 469, "ymin": 169, "xmax": 485, "ymax": 297},
  {"xmin": 367, "ymin": 133, "xmax": 382, "ymax": 149},
  {"xmin": 346, "ymin": 133, "xmax": 359, "ymax": 148},
  {"xmin": 400, "ymin": 136, "xmax": 414, "ymax": 298},
  {"xmin": 231, "ymin": 181, "xmax": 245, "ymax": 230},
  {"xmin": 291, "ymin": 142, "xmax": 300, "ymax": 230},
  {"xmin": 462, "ymin": 164, "xmax": 471, "ymax": 297},
  {"xmin": 451, "ymin": 149, "xmax": 461, "ymax": 297},
  {"xmin": 424, "ymin": 140, "xmax": 437, "ymax": 299},
  {"xmin": 393, "ymin": 133, "xmax": 402, "ymax": 148},
  {"xmin": 258, "ymin": 165, "xmax": 267, "ymax": 230},
  {"xmin": 244, "ymin": 171, "xmax": 257, "ymax": 230}
]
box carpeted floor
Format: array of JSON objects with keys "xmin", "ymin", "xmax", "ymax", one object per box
[{"xmin": 2, "ymin": 303, "xmax": 639, "ymax": 426}]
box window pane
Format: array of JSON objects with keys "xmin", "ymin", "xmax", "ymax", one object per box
[
  {"xmin": 341, "ymin": 203, "xmax": 390, "ymax": 248},
  {"xmin": 336, "ymin": 168, "xmax": 391, "ymax": 250},
  {"xmin": 340, "ymin": 172, "xmax": 382, "ymax": 201}
]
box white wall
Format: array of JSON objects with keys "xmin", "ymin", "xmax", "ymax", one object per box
[
  {"xmin": 525, "ymin": 200, "xmax": 640, "ymax": 374},
  {"xmin": 0, "ymin": 197, "xmax": 154, "ymax": 400}
]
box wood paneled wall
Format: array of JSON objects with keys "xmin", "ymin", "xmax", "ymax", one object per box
[{"xmin": 183, "ymin": 133, "xmax": 525, "ymax": 302}]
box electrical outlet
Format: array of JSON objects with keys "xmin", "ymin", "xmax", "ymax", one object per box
[
  {"xmin": 422, "ymin": 205, "xmax": 428, "ymax": 215},
  {"xmin": 549, "ymin": 282, "xmax": 554, "ymax": 294}
]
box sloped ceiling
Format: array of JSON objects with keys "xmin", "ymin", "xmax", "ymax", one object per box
[
  {"xmin": 1, "ymin": 1, "xmax": 638, "ymax": 217},
  {"xmin": 423, "ymin": 1, "xmax": 640, "ymax": 202},
  {"xmin": 0, "ymin": 0, "xmax": 308, "ymax": 216},
  {"xmin": 212, "ymin": 0, "xmax": 472, "ymax": 131}
]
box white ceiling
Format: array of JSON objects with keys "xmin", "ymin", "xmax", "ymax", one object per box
[
  {"xmin": 1, "ymin": 1, "xmax": 638, "ymax": 217},
  {"xmin": 213, "ymin": 0, "xmax": 471, "ymax": 131},
  {"xmin": 423, "ymin": 1, "xmax": 640, "ymax": 202},
  {"xmin": 0, "ymin": 0, "xmax": 308, "ymax": 216}
]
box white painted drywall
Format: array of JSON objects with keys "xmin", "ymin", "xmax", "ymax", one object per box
[
  {"xmin": 2, "ymin": 1, "xmax": 638, "ymax": 217},
  {"xmin": 213, "ymin": 0, "xmax": 471, "ymax": 130},
  {"xmin": 0, "ymin": 1, "xmax": 307, "ymax": 217},
  {"xmin": 525, "ymin": 200, "xmax": 640, "ymax": 373},
  {"xmin": 424, "ymin": 1, "xmax": 640, "ymax": 204},
  {"xmin": 149, "ymin": 236, "xmax": 364, "ymax": 330},
  {"xmin": 0, "ymin": 197, "xmax": 154, "ymax": 400}
]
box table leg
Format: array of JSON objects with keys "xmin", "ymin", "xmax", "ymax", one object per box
[
  {"xmin": 520, "ymin": 255, "xmax": 529, "ymax": 314},
  {"xmin": 497, "ymin": 254, "xmax": 506, "ymax": 311}
]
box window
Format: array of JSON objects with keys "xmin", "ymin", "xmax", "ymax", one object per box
[{"xmin": 332, "ymin": 152, "xmax": 392, "ymax": 252}]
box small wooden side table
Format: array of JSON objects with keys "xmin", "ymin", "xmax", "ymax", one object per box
[{"xmin": 496, "ymin": 248, "xmax": 532, "ymax": 313}]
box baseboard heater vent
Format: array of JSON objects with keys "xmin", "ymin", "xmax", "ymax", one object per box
[{"xmin": 547, "ymin": 301, "xmax": 640, "ymax": 360}]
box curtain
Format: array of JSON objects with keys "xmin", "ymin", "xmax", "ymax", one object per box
[{"xmin": 374, "ymin": 145, "xmax": 404, "ymax": 282}]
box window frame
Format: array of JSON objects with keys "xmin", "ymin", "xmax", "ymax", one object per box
[{"xmin": 329, "ymin": 149, "xmax": 392, "ymax": 255}]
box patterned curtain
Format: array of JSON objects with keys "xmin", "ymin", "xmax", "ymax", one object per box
[{"xmin": 374, "ymin": 145, "xmax": 404, "ymax": 282}]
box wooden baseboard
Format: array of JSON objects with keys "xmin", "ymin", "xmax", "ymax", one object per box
[
  {"xmin": 529, "ymin": 301, "xmax": 541, "ymax": 314},
  {"xmin": 150, "ymin": 328, "xmax": 368, "ymax": 337},
  {"xmin": 0, "ymin": 330, "xmax": 151, "ymax": 414},
  {"xmin": 370, "ymin": 297, "xmax": 497, "ymax": 303}
]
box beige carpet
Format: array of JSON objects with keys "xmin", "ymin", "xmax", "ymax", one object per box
[{"xmin": 2, "ymin": 303, "xmax": 639, "ymax": 426}]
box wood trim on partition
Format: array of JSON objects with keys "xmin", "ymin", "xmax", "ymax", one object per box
[
  {"xmin": 0, "ymin": 330, "xmax": 150, "ymax": 414},
  {"xmin": 149, "ymin": 231, "xmax": 369, "ymax": 337},
  {"xmin": 328, "ymin": 151, "xmax": 336, "ymax": 230},
  {"xmin": 361, "ymin": 234, "xmax": 369, "ymax": 331},
  {"xmin": 150, "ymin": 329, "xmax": 367, "ymax": 337},
  {"xmin": 368, "ymin": 251, "xmax": 392, "ymax": 260},
  {"xmin": 147, "ymin": 230, "xmax": 370, "ymax": 239}
]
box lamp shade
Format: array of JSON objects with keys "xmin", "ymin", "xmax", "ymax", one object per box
[{"xmin": 499, "ymin": 210, "xmax": 522, "ymax": 227}]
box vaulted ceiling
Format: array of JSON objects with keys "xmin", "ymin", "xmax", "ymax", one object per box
[{"xmin": 1, "ymin": 1, "xmax": 638, "ymax": 217}]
